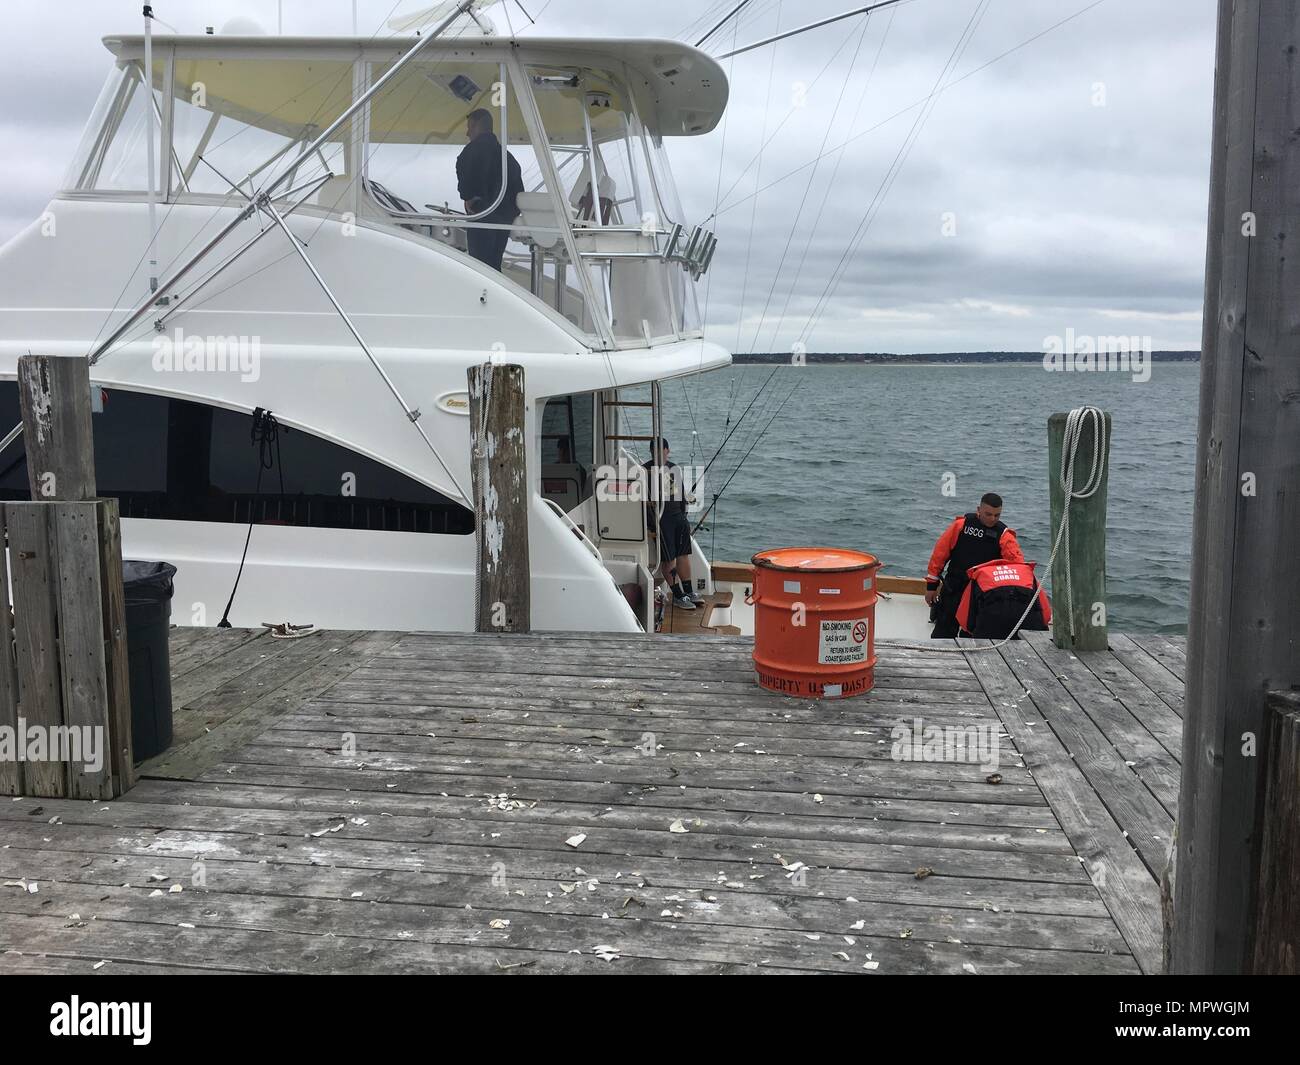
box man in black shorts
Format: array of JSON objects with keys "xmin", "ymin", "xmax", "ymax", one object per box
[{"xmin": 644, "ymin": 438, "xmax": 702, "ymax": 610}]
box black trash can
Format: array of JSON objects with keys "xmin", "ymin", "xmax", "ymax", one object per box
[{"xmin": 123, "ymin": 561, "xmax": 177, "ymax": 761}]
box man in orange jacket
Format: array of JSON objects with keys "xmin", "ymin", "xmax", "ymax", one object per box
[
  {"xmin": 955, "ymin": 560, "xmax": 1051, "ymax": 639},
  {"xmin": 925, "ymin": 493, "xmax": 1025, "ymax": 638}
]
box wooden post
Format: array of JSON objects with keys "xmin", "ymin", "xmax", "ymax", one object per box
[
  {"xmin": 6, "ymin": 355, "xmax": 134, "ymax": 798},
  {"xmin": 1252, "ymin": 691, "xmax": 1300, "ymax": 973},
  {"xmin": 17, "ymin": 355, "xmax": 97, "ymax": 501},
  {"xmin": 467, "ymin": 363, "xmax": 529, "ymax": 633},
  {"xmin": 52, "ymin": 502, "xmax": 112, "ymax": 799},
  {"xmin": 4, "ymin": 500, "xmax": 131, "ymax": 800},
  {"xmin": 1046, "ymin": 411, "xmax": 1110, "ymax": 652},
  {"xmin": 1172, "ymin": 0, "xmax": 1300, "ymax": 973},
  {"xmin": 97, "ymin": 503, "xmax": 135, "ymax": 792},
  {"xmin": 6, "ymin": 504, "xmax": 67, "ymax": 796}
]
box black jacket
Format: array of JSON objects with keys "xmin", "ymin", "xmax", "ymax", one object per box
[{"xmin": 456, "ymin": 132, "xmax": 523, "ymax": 223}]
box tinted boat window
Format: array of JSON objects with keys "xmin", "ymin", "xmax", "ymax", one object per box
[{"xmin": 0, "ymin": 384, "xmax": 472, "ymax": 535}]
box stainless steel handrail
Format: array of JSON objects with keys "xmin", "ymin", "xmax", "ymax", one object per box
[
  {"xmin": 363, "ymin": 194, "xmax": 717, "ymax": 277},
  {"xmin": 542, "ymin": 497, "xmax": 603, "ymax": 562}
]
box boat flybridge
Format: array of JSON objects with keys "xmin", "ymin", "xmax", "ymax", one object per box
[{"xmin": 0, "ymin": 18, "xmax": 736, "ymax": 633}]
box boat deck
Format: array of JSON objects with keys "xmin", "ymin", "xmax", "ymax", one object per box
[
  {"xmin": 0, "ymin": 627, "xmax": 1186, "ymax": 974},
  {"xmin": 659, "ymin": 591, "xmax": 741, "ymax": 635}
]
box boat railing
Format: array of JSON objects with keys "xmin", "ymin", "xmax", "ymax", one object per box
[
  {"xmin": 307, "ymin": 174, "xmax": 714, "ymax": 343},
  {"xmin": 541, "ymin": 497, "xmax": 603, "ymax": 562},
  {"xmin": 366, "ymin": 194, "xmax": 716, "ymax": 279}
]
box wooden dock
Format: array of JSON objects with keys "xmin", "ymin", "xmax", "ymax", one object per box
[{"xmin": 0, "ymin": 627, "xmax": 1187, "ymax": 974}]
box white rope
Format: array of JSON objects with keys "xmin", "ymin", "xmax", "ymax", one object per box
[
  {"xmin": 1056, "ymin": 404, "xmax": 1108, "ymax": 638},
  {"xmin": 890, "ymin": 404, "xmax": 1108, "ymax": 654}
]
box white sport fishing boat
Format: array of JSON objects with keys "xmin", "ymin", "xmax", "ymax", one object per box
[{"xmin": 0, "ymin": 0, "xmax": 932, "ymax": 638}]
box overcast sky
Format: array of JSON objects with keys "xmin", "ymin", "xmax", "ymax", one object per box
[{"xmin": 0, "ymin": 0, "xmax": 1217, "ymax": 353}]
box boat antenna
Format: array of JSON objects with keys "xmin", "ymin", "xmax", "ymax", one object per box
[
  {"xmin": 715, "ymin": 0, "xmax": 908, "ymax": 59},
  {"xmin": 696, "ymin": 1, "xmax": 754, "ymax": 49}
]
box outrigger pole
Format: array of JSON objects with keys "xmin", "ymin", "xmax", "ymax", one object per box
[
  {"xmin": 715, "ymin": 0, "xmax": 907, "ymax": 59},
  {"xmin": 143, "ymin": 4, "xmax": 159, "ymax": 292},
  {"xmin": 86, "ymin": 0, "xmax": 477, "ymax": 367},
  {"xmin": 257, "ymin": 0, "xmax": 478, "ymax": 202},
  {"xmin": 64, "ymin": 0, "xmax": 479, "ymax": 501},
  {"xmin": 86, "ymin": 175, "xmax": 329, "ymax": 365},
  {"xmin": 695, "ymin": 1, "xmax": 754, "ymax": 48},
  {"xmin": 259, "ymin": 194, "xmax": 472, "ymax": 503}
]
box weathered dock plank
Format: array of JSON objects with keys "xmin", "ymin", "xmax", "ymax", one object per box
[
  {"xmin": 0, "ymin": 627, "xmax": 1186, "ymax": 976},
  {"xmin": 193, "ymin": 762, "xmax": 1059, "ymax": 828},
  {"xmin": 1107, "ymin": 633, "xmax": 1186, "ymax": 717},
  {"xmin": 1021, "ymin": 633, "xmax": 1181, "ymax": 815},
  {"xmin": 960, "ymin": 638, "xmax": 1166, "ymax": 975},
  {"xmin": 142, "ymin": 630, "xmax": 404, "ymax": 780}
]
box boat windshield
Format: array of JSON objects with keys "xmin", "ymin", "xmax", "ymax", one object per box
[{"xmin": 64, "ymin": 41, "xmax": 716, "ymax": 348}]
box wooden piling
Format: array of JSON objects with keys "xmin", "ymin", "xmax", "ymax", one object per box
[
  {"xmin": 1046, "ymin": 411, "xmax": 1111, "ymax": 652},
  {"xmin": 3, "ymin": 355, "xmax": 134, "ymax": 799},
  {"xmin": 17, "ymin": 354, "xmax": 97, "ymax": 501},
  {"xmin": 467, "ymin": 363, "xmax": 530, "ymax": 633},
  {"xmin": 1172, "ymin": 0, "xmax": 1300, "ymax": 973}
]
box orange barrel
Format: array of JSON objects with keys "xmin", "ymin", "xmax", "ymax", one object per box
[{"xmin": 750, "ymin": 548, "xmax": 883, "ymax": 699}]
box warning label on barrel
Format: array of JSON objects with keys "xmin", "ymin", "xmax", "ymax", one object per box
[{"xmin": 819, "ymin": 617, "xmax": 869, "ymax": 664}]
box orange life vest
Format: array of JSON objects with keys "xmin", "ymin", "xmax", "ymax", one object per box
[{"xmin": 955, "ymin": 560, "xmax": 1052, "ymax": 637}]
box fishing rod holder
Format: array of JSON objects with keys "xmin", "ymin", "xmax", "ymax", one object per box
[{"xmin": 661, "ymin": 223, "xmax": 717, "ymax": 279}]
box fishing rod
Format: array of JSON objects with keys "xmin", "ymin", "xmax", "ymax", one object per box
[
  {"xmin": 696, "ymin": 0, "xmax": 754, "ymax": 48},
  {"xmin": 693, "ymin": 376, "xmax": 804, "ymax": 534},
  {"xmin": 715, "ymin": 0, "xmax": 909, "ymax": 59},
  {"xmin": 699, "ymin": 364, "xmax": 783, "ymax": 482}
]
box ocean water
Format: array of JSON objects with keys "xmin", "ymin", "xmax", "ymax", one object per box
[{"xmin": 651, "ymin": 362, "xmax": 1199, "ymax": 634}]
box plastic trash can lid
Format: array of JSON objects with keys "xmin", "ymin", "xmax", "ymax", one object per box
[{"xmin": 122, "ymin": 560, "xmax": 177, "ymax": 603}]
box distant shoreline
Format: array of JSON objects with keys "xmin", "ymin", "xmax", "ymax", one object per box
[{"xmin": 729, "ymin": 351, "xmax": 1201, "ymax": 365}]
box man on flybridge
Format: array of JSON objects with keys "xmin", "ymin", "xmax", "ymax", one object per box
[{"xmin": 455, "ymin": 108, "xmax": 524, "ymax": 270}]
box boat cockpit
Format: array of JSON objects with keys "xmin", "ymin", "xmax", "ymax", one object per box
[{"xmin": 71, "ymin": 33, "xmax": 729, "ymax": 350}]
